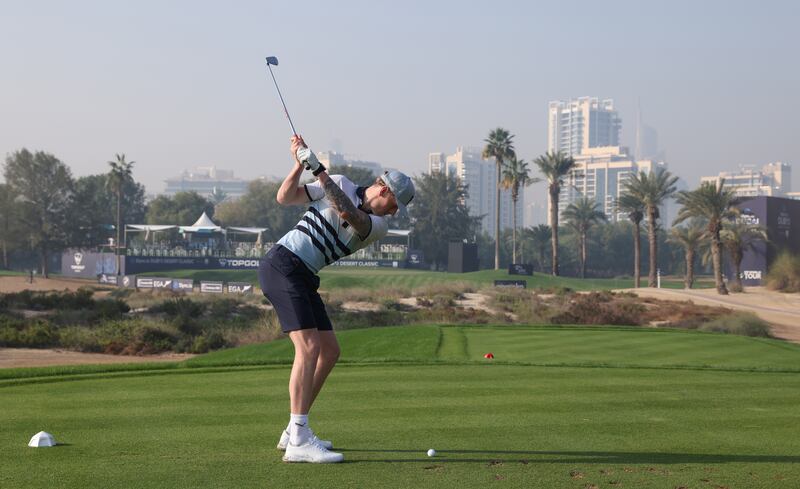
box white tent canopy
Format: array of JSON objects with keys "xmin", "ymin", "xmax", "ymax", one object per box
[
  {"xmin": 179, "ymin": 212, "xmax": 224, "ymax": 234},
  {"xmin": 227, "ymin": 227, "xmax": 268, "ymax": 234},
  {"xmin": 387, "ymin": 229, "xmax": 411, "ymax": 237},
  {"xmin": 125, "ymin": 225, "xmax": 178, "ymax": 232}
]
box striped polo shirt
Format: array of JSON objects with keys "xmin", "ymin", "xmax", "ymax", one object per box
[{"xmin": 276, "ymin": 175, "xmax": 389, "ymax": 274}]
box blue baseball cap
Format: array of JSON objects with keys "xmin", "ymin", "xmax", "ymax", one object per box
[{"xmin": 380, "ymin": 170, "xmax": 415, "ymax": 212}]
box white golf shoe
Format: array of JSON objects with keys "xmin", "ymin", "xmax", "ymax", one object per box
[
  {"xmin": 277, "ymin": 430, "xmax": 333, "ymax": 451},
  {"xmin": 282, "ymin": 438, "xmax": 344, "ymax": 463}
]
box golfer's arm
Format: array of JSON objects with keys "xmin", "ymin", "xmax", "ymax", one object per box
[
  {"xmin": 276, "ymin": 162, "xmax": 309, "ymax": 205},
  {"xmin": 318, "ymin": 172, "xmax": 372, "ymax": 238}
]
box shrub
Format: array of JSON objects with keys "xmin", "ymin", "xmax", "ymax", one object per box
[
  {"xmin": 698, "ymin": 312, "xmax": 772, "ymax": 337},
  {"xmin": 149, "ymin": 297, "xmax": 206, "ymax": 317},
  {"xmin": 766, "ymin": 251, "xmax": 800, "ymax": 292},
  {"xmin": 0, "ymin": 288, "xmax": 96, "ymax": 311},
  {"xmin": 0, "ymin": 317, "xmax": 58, "ymax": 348},
  {"xmin": 550, "ymin": 292, "xmax": 645, "ymax": 326},
  {"xmin": 191, "ymin": 331, "xmax": 226, "ymax": 353}
]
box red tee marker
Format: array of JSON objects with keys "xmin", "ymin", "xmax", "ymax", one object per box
[{"xmin": 484, "ymin": 353, "xmax": 494, "ymax": 359}]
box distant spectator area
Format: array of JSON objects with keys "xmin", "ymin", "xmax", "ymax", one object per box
[{"xmin": 124, "ymin": 212, "xmax": 411, "ymax": 261}]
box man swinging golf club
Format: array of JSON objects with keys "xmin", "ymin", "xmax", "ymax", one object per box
[{"xmin": 260, "ymin": 135, "xmax": 414, "ymax": 463}]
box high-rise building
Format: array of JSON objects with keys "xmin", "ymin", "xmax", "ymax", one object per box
[
  {"xmin": 524, "ymin": 201, "xmax": 547, "ymax": 228},
  {"xmin": 548, "ymin": 97, "xmax": 621, "ymax": 155},
  {"xmin": 554, "ymin": 146, "xmax": 665, "ymax": 223},
  {"xmin": 164, "ymin": 167, "xmax": 248, "ymax": 199},
  {"xmin": 428, "ymin": 152, "xmax": 448, "ymax": 176},
  {"xmin": 429, "ymin": 147, "xmax": 521, "ymax": 239},
  {"xmin": 700, "ymin": 163, "xmax": 792, "ymax": 197}
]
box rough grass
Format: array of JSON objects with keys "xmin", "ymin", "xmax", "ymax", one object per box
[
  {"xmin": 1, "ymin": 326, "xmax": 800, "ymax": 489},
  {"xmin": 766, "ymin": 251, "xmax": 800, "ymax": 293},
  {"xmin": 699, "ymin": 312, "xmax": 772, "ymax": 337}
]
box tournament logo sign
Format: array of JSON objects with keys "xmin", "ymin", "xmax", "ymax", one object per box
[
  {"xmin": 777, "ymin": 204, "xmax": 791, "ymax": 239},
  {"xmin": 228, "ymin": 282, "xmax": 254, "ymax": 294},
  {"xmin": 70, "ymin": 252, "xmax": 86, "ymax": 273}
]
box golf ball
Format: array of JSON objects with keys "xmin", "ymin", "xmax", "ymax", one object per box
[{"xmin": 427, "ymin": 449, "xmax": 436, "ymax": 457}]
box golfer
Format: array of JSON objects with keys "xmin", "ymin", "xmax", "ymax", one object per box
[{"xmin": 260, "ymin": 135, "xmax": 414, "ymax": 463}]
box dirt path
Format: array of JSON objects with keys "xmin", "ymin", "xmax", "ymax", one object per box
[
  {"xmin": 0, "ymin": 276, "xmax": 100, "ymax": 293},
  {"xmin": 627, "ymin": 287, "xmax": 800, "ymax": 343},
  {"xmin": 0, "ymin": 348, "xmax": 195, "ymax": 369}
]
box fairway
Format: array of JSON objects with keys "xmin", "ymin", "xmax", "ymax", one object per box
[{"xmin": 2, "ymin": 326, "xmax": 800, "ymax": 489}]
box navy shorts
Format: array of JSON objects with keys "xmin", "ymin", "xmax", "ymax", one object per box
[{"xmin": 259, "ymin": 245, "xmax": 333, "ymax": 333}]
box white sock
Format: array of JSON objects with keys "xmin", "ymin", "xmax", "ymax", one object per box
[{"xmin": 289, "ymin": 413, "xmax": 310, "ymax": 445}]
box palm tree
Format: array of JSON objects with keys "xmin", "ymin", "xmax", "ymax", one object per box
[
  {"xmin": 721, "ymin": 220, "xmax": 768, "ymax": 292},
  {"xmin": 533, "ymin": 151, "xmax": 576, "ymax": 276},
  {"xmin": 674, "ymin": 180, "xmax": 738, "ymax": 295},
  {"xmin": 210, "ymin": 186, "xmax": 228, "ymax": 205},
  {"xmin": 667, "ymin": 220, "xmax": 706, "ymax": 289},
  {"xmin": 562, "ymin": 197, "xmax": 607, "ymax": 278},
  {"xmin": 501, "ymin": 156, "xmax": 538, "ymax": 263},
  {"xmin": 615, "ymin": 193, "xmax": 645, "ymax": 288},
  {"xmin": 107, "ymin": 154, "xmax": 135, "ymax": 275},
  {"xmin": 529, "ymin": 224, "xmax": 552, "ymax": 272},
  {"xmin": 621, "ymin": 168, "xmax": 678, "ymax": 287},
  {"xmin": 482, "ymin": 128, "xmax": 516, "ymax": 270}
]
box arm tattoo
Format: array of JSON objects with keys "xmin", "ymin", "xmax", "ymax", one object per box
[{"xmin": 323, "ymin": 178, "xmax": 371, "ymax": 237}]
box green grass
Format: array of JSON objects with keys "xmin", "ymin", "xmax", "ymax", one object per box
[
  {"xmin": 141, "ymin": 267, "xmax": 712, "ymax": 291},
  {"xmin": 0, "ymin": 269, "xmax": 27, "ymax": 276},
  {"xmin": 2, "ymin": 325, "xmax": 799, "ymax": 488}
]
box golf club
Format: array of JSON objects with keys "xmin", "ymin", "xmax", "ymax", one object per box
[{"xmin": 265, "ymin": 56, "xmax": 297, "ymax": 136}]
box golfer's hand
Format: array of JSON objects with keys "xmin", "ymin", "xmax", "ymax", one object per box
[{"xmin": 290, "ymin": 135, "xmax": 306, "ymax": 166}]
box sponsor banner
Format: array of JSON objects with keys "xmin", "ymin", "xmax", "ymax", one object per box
[
  {"xmin": 120, "ymin": 275, "xmax": 136, "ymax": 288},
  {"xmin": 137, "ymin": 277, "xmax": 155, "ymax": 288},
  {"xmin": 200, "ymin": 281, "xmax": 224, "ymax": 293},
  {"xmin": 61, "ymin": 250, "xmax": 117, "ymax": 278},
  {"xmin": 494, "ymin": 280, "xmax": 527, "ymax": 289},
  {"xmin": 172, "ymin": 279, "xmax": 195, "ymax": 292},
  {"xmin": 217, "ymin": 258, "xmax": 261, "ymax": 269},
  {"xmin": 228, "ymin": 282, "xmax": 254, "ymax": 294},
  {"xmin": 508, "ymin": 263, "xmax": 533, "ymax": 276},
  {"xmin": 124, "ymin": 256, "xmax": 263, "ymax": 274},
  {"xmin": 407, "ymin": 250, "xmax": 424, "ymax": 268},
  {"xmin": 98, "ymin": 274, "xmax": 118, "ymax": 285},
  {"xmin": 151, "ymin": 277, "xmax": 173, "ymax": 289},
  {"xmin": 330, "ymin": 259, "xmax": 407, "ymax": 268}
]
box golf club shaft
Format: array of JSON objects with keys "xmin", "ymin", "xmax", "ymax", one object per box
[{"xmin": 266, "ymin": 64, "xmax": 298, "ymax": 136}]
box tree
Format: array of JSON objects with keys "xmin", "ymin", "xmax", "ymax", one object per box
[
  {"xmin": 674, "ymin": 180, "xmax": 738, "ymax": 295},
  {"xmin": 482, "ymin": 128, "xmax": 515, "ymax": 270},
  {"xmin": 621, "ymin": 168, "xmax": 678, "ymax": 287},
  {"xmin": 501, "ymin": 156, "xmax": 538, "ymax": 263},
  {"xmin": 410, "ymin": 172, "xmax": 479, "ymax": 270},
  {"xmin": 667, "ymin": 220, "xmax": 706, "ymax": 289},
  {"xmin": 70, "ymin": 174, "xmax": 146, "ymax": 249},
  {"xmin": 146, "ymin": 192, "xmax": 215, "ymax": 226},
  {"xmin": 0, "ymin": 183, "xmax": 21, "ymax": 269},
  {"xmin": 615, "ymin": 193, "xmax": 645, "ymax": 288},
  {"xmin": 533, "ymin": 151, "xmax": 576, "ymax": 276},
  {"xmin": 528, "ymin": 224, "xmax": 551, "ymax": 272},
  {"xmin": 562, "ymin": 197, "xmax": 607, "ymax": 278},
  {"xmin": 4, "ymin": 149, "xmax": 74, "ymax": 277},
  {"xmin": 107, "ymin": 154, "xmax": 135, "ymax": 274},
  {"xmin": 720, "ymin": 220, "xmax": 767, "ymax": 292}
]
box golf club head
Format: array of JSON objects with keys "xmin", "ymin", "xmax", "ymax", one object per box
[{"xmin": 265, "ymin": 56, "xmax": 279, "ymax": 66}]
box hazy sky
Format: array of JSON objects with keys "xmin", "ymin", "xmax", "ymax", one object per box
[{"xmin": 2, "ymin": 0, "xmax": 799, "ymax": 208}]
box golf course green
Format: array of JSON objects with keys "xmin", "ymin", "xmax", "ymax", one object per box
[{"xmin": 2, "ymin": 325, "xmax": 799, "ymax": 488}]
